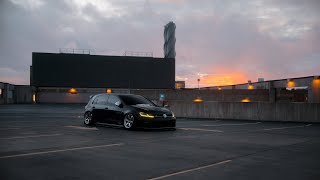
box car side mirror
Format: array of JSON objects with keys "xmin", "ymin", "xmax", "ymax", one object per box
[
  {"xmin": 115, "ymin": 101, "xmax": 123, "ymax": 108},
  {"xmin": 164, "ymin": 104, "xmax": 169, "ymax": 108}
]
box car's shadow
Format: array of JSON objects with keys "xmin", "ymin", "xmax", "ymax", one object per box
[{"xmin": 94, "ymin": 123, "xmax": 176, "ymax": 132}]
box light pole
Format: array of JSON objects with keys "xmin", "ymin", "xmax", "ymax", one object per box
[{"xmin": 197, "ymin": 78, "xmax": 200, "ymax": 90}]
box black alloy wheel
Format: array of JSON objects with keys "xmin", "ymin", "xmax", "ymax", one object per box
[
  {"xmin": 84, "ymin": 112, "xmax": 94, "ymax": 126},
  {"xmin": 123, "ymin": 113, "xmax": 135, "ymax": 129}
]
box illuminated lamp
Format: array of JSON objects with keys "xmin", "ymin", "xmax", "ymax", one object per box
[
  {"xmin": 139, "ymin": 112, "xmax": 154, "ymax": 119},
  {"xmin": 218, "ymin": 87, "xmax": 222, "ymax": 90},
  {"xmin": 69, "ymin": 88, "xmax": 77, "ymax": 94},
  {"xmin": 241, "ymin": 97, "xmax": 250, "ymax": 102},
  {"xmin": 175, "ymin": 83, "xmax": 183, "ymax": 89},
  {"xmin": 193, "ymin": 97, "xmax": 203, "ymax": 103},
  {"xmin": 32, "ymin": 93, "xmax": 36, "ymax": 103},
  {"xmin": 287, "ymin": 79, "xmax": 295, "ymax": 88},
  {"xmin": 313, "ymin": 76, "xmax": 320, "ymax": 87},
  {"xmin": 247, "ymin": 80, "xmax": 254, "ymax": 90},
  {"xmin": 106, "ymin": 88, "xmax": 112, "ymax": 94}
]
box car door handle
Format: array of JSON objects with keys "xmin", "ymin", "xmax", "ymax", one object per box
[
  {"xmin": 104, "ymin": 107, "xmax": 108, "ymax": 110},
  {"xmin": 92, "ymin": 106, "xmax": 95, "ymax": 109}
]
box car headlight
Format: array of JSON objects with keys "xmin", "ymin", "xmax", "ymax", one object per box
[
  {"xmin": 172, "ymin": 112, "xmax": 175, "ymax": 118},
  {"xmin": 139, "ymin": 112, "xmax": 154, "ymax": 118}
]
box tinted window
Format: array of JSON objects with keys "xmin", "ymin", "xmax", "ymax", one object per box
[
  {"xmin": 108, "ymin": 95, "xmax": 121, "ymax": 106},
  {"xmin": 92, "ymin": 96, "xmax": 99, "ymax": 104},
  {"xmin": 118, "ymin": 95, "xmax": 155, "ymax": 106},
  {"xmin": 93, "ymin": 95, "xmax": 108, "ymax": 105}
]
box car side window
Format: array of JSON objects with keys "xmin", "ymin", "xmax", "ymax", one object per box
[
  {"xmin": 92, "ymin": 96, "xmax": 100, "ymax": 104},
  {"xmin": 108, "ymin": 95, "xmax": 121, "ymax": 106},
  {"xmin": 93, "ymin": 95, "xmax": 108, "ymax": 105}
]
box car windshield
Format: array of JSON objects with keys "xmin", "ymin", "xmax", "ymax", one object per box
[{"xmin": 118, "ymin": 95, "xmax": 155, "ymax": 106}]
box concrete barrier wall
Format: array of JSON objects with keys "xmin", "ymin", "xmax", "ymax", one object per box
[
  {"xmin": 131, "ymin": 89, "xmax": 269, "ymax": 102},
  {"xmin": 167, "ymin": 101, "xmax": 320, "ymax": 122},
  {"xmin": 37, "ymin": 92, "xmax": 92, "ymax": 104},
  {"xmin": 15, "ymin": 85, "xmax": 34, "ymax": 104},
  {"xmin": 36, "ymin": 89, "xmax": 269, "ymax": 103},
  {"xmin": 0, "ymin": 82, "xmax": 15, "ymax": 104}
]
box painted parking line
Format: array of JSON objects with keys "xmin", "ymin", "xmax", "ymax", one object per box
[
  {"xmin": 39, "ymin": 116, "xmax": 81, "ymax": 118},
  {"xmin": 0, "ymin": 143, "xmax": 124, "ymax": 159},
  {"xmin": 262, "ymin": 124, "xmax": 312, "ymax": 131},
  {"xmin": 201, "ymin": 122, "xmax": 261, "ymax": 127},
  {"xmin": 0, "ymin": 127, "xmax": 21, "ymax": 130},
  {"xmin": 0, "ymin": 115, "xmax": 80, "ymax": 118},
  {"xmin": 0, "ymin": 116, "xmax": 25, "ymax": 118},
  {"xmin": 178, "ymin": 120, "xmax": 221, "ymax": 124},
  {"xmin": 179, "ymin": 128, "xmax": 223, "ymax": 133},
  {"xmin": 65, "ymin": 125, "xmax": 98, "ymax": 130},
  {"xmin": 147, "ymin": 160, "xmax": 232, "ymax": 180},
  {"xmin": 0, "ymin": 133, "xmax": 62, "ymax": 140}
]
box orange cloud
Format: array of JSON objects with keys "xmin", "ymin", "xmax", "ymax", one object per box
[{"xmin": 199, "ymin": 73, "xmax": 247, "ymax": 87}]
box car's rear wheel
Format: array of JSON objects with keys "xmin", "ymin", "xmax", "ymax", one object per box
[
  {"xmin": 84, "ymin": 112, "xmax": 94, "ymax": 126},
  {"xmin": 123, "ymin": 113, "xmax": 135, "ymax": 129}
]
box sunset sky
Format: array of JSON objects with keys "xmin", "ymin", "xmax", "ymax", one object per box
[{"xmin": 1, "ymin": 0, "xmax": 319, "ymax": 87}]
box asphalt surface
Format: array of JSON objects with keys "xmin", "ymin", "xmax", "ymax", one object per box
[{"xmin": 0, "ymin": 104, "xmax": 320, "ymax": 180}]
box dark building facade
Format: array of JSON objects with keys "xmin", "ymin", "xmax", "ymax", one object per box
[{"xmin": 31, "ymin": 52, "xmax": 175, "ymax": 89}]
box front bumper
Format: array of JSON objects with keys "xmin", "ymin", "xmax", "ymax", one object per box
[{"xmin": 136, "ymin": 117, "xmax": 176, "ymax": 128}]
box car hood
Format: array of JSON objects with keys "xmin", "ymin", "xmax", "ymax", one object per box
[{"xmin": 132, "ymin": 104, "xmax": 172, "ymax": 114}]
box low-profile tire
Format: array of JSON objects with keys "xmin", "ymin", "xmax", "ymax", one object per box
[
  {"xmin": 123, "ymin": 113, "xmax": 135, "ymax": 130},
  {"xmin": 84, "ymin": 112, "xmax": 94, "ymax": 126}
]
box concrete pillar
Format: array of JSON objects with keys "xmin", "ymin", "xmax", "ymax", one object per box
[
  {"xmin": 0, "ymin": 83, "xmax": 4, "ymax": 104},
  {"xmin": 269, "ymin": 81, "xmax": 276, "ymax": 103},
  {"xmin": 3, "ymin": 83, "xmax": 8, "ymax": 104}
]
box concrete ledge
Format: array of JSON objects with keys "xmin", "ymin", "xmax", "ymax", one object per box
[{"xmin": 168, "ymin": 102, "xmax": 320, "ymax": 123}]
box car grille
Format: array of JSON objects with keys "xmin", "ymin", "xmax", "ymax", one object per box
[{"xmin": 154, "ymin": 114, "xmax": 173, "ymax": 118}]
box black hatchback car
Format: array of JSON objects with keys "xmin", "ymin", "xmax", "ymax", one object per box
[{"xmin": 84, "ymin": 93, "xmax": 176, "ymax": 129}]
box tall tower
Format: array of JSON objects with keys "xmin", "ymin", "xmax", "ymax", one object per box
[{"xmin": 164, "ymin": 21, "xmax": 176, "ymax": 58}]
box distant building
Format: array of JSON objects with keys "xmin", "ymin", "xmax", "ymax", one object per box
[
  {"xmin": 164, "ymin": 21, "xmax": 176, "ymax": 58},
  {"xmin": 175, "ymin": 81, "xmax": 185, "ymax": 89},
  {"xmin": 258, "ymin": 78, "xmax": 264, "ymax": 82},
  {"xmin": 30, "ymin": 52, "xmax": 175, "ymax": 89}
]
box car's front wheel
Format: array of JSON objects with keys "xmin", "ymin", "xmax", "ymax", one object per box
[
  {"xmin": 123, "ymin": 113, "xmax": 135, "ymax": 129},
  {"xmin": 84, "ymin": 112, "xmax": 94, "ymax": 126}
]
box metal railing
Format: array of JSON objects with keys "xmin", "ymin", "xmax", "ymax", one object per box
[
  {"xmin": 58, "ymin": 49, "xmax": 154, "ymax": 57},
  {"xmin": 59, "ymin": 48, "xmax": 91, "ymax": 54},
  {"xmin": 123, "ymin": 51, "xmax": 153, "ymax": 57}
]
